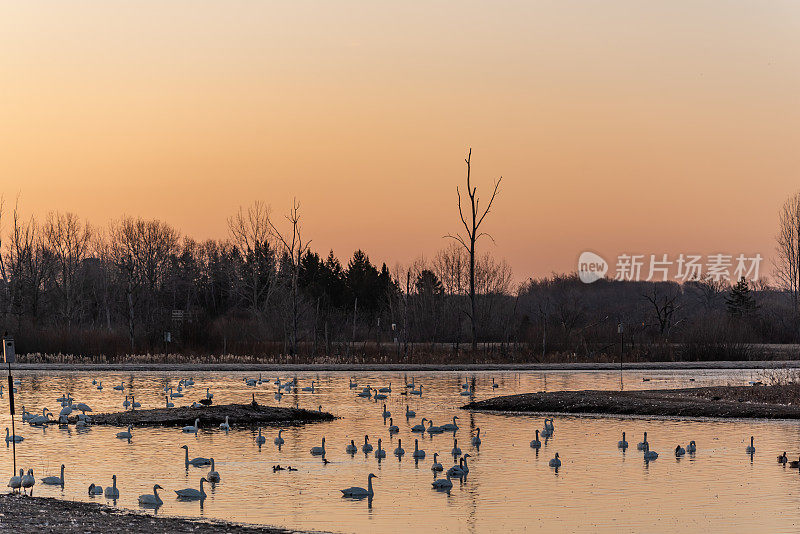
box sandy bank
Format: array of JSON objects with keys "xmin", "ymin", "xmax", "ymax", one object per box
[{"xmin": 463, "ymin": 384, "xmax": 800, "ymax": 419}]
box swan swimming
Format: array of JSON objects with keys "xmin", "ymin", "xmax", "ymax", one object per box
[
  {"xmin": 432, "ymin": 473, "xmax": 453, "ymax": 490},
  {"xmin": 88, "ymin": 483, "xmax": 103, "ymax": 495},
  {"xmin": 411, "ymin": 418, "xmax": 428, "ymax": 433},
  {"xmin": 451, "ymin": 438, "xmax": 461, "ymax": 457},
  {"xmin": 412, "ymin": 439, "xmax": 426, "ymax": 459},
  {"xmin": 182, "ymin": 418, "xmax": 200, "ymax": 434},
  {"xmin": 105, "ymin": 475, "xmax": 119, "ymax": 499},
  {"xmin": 362, "ymin": 435, "xmax": 373, "ymax": 453},
  {"xmin": 41, "ymin": 464, "xmax": 65, "ymax": 486},
  {"xmin": 530, "ymin": 429, "xmax": 541, "ymax": 449},
  {"xmin": 745, "ymin": 436, "xmax": 755, "ymax": 453},
  {"xmin": 687, "ymin": 440, "xmax": 696, "ymax": 453},
  {"xmin": 394, "ymin": 438, "xmax": 405, "ymax": 457},
  {"xmin": 637, "ymin": 432, "xmax": 649, "ymax": 451},
  {"xmin": 441, "ymin": 416, "xmax": 459, "ymax": 432},
  {"xmin": 405, "ymin": 405, "xmax": 416, "ymax": 418},
  {"xmin": 388, "ymin": 418, "xmax": 399, "ymax": 434},
  {"xmin": 341, "ymin": 473, "xmax": 376, "ymax": 498},
  {"xmin": 618, "ymin": 432, "xmax": 628, "ymax": 449},
  {"xmin": 138, "ymin": 484, "xmax": 164, "ymax": 507},
  {"xmin": 549, "ymin": 452, "xmax": 561, "ymax": 468},
  {"xmin": 274, "ymin": 429, "xmax": 285, "ymax": 445},
  {"xmin": 310, "ymin": 437, "xmax": 326, "ymax": 455},
  {"xmin": 675, "ymin": 445, "xmax": 686, "ymax": 457},
  {"xmin": 382, "ymin": 404, "xmax": 391, "ymax": 418},
  {"xmin": 431, "ymin": 452, "xmax": 443, "ymax": 471},
  {"xmin": 208, "ymin": 458, "xmax": 221, "ymax": 483},
  {"xmin": 256, "ymin": 428, "xmax": 266, "ymax": 445},
  {"xmin": 346, "ymin": 439, "xmax": 358, "ymax": 454},
  {"xmin": 375, "ymin": 438, "xmax": 386, "ymax": 459},
  {"xmin": 182, "ymin": 444, "xmax": 211, "ymax": 467},
  {"xmin": 5, "ymin": 428, "xmax": 23, "ymax": 443},
  {"xmin": 643, "ymin": 442, "xmax": 658, "ymax": 461},
  {"xmin": 115, "ymin": 425, "xmax": 133, "ymax": 440},
  {"xmin": 175, "ymin": 477, "xmax": 208, "ymax": 500},
  {"xmin": 472, "ymin": 428, "xmax": 482, "ymax": 446}
]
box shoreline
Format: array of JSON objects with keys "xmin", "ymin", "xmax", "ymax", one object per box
[
  {"xmin": 6, "ymin": 360, "xmax": 800, "ymax": 372},
  {"xmin": 462, "ymin": 384, "xmax": 800, "ymax": 419},
  {"xmin": 0, "ymin": 493, "xmax": 319, "ymax": 533}
]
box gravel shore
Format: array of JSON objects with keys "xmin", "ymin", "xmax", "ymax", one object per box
[
  {"xmin": 463, "ymin": 384, "xmax": 800, "ymax": 419},
  {"xmin": 0, "ymin": 493, "xmax": 315, "ymax": 533}
]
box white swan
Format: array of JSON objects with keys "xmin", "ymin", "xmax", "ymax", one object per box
[
  {"xmin": 411, "ymin": 418, "xmax": 428, "ymax": 433},
  {"xmin": 643, "ymin": 443, "xmax": 658, "ymax": 461},
  {"xmin": 341, "ymin": 473, "xmax": 376, "ymax": 498},
  {"xmin": 378, "ymin": 383, "xmax": 391, "ymax": 393},
  {"xmin": 182, "ymin": 418, "xmax": 200, "ymax": 434},
  {"xmin": 541, "ymin": 418, "xmax": 554, "ymax": 438},
  {"xmin": 432, "ymin": 473, "xmax": 453, "ymax": 490},
  {"xmin": 75, "ymin": 402, "xmax": 93, "ymax": 415},
  {"xmin": 5, "ymin": 428, "xmax": 23, "ymax": 443},
  {"xmin": 675, "ymin": 445, "xmax": 686, "ymax": 457},
  {"xmin": 113, "ymin": 382, "xmax": 124, "ymax": 391},
  {"xmin": 426, "ymin": 420, "xmax": 444, "ymax": 434},
  {"xmin": 130, "ymin": 396, "xmax": 141, "ymax": 409},
  {"xmin": 382, "ymin": 404, "xmax": 391, "ymax": 418},
  {"xmin": 388, "ymin": 418, "xmax": 399, "ymax": 434},
  {"xmin": 96, "ymin": 381, "xmax": 103, "ymax": 390},
  {"xmin": 175, "ymin": 477, "xmax": 208, "ymax": 500},
  {"xmin": 138, "ymin": 484, "xmax": 164, "ymax": 507},
  {"xmin": 362, "ymin": 435, "xmax": 373, "ymax": 453},
  {"xmin": 122, "ymin": 397, "xmax": 131, "ymax": 409},
  {"xmin": 394, "ymin": 439, "xmax": 405, "ymax": 457},
  {"xmin": 21, "ymin": 469, "xmax": 34, "ymax": 495},
  {"xmin": 7, "ymin": 469, "xmax": 22, "ymax": 493},
  {"xmin": 41, "ymin": 464, "xmax": 65, "ymax": 486},
  {"xmin": 746, "ymin": 436, "xmax": 755, "ymax": 453},
  {"xmin": 549, "ymin": 453, "xmax": 561, "ymax": 468},
  {"xmin": 431, "ymin": 452, "xmax": 443, "ymax": 471},
  {"xmin": 637, "ymin": 432, "xmax": 648, "ymax": 451},
  {"xmin": 618, "ymin": 432, "xmax": 628, "ymax": 449},
  {"xmin": 410, "ymin": 385, "xmax": 423, "ymax": 396},
  {"xmin": 441, "ymin": 416, "xmax": 460, "ymax": 432},
  {"xmin": 451, "ymin": 438, "xmax": 461, "ymax": 457},
  {"xmin": 165, "ymin": 396, "xmax": 174, "ymax": 408},
  {"xmin": 88, "ymin": 483, "xmax": 103, "ymax": 495},
  {"xmin": 461, "ymin": 454, "xmax": 471, "ymax": 474},
  {"xmin": 373, "ymin": 388, "xmax": 388, "ymax": 400},
  {"xmin": 310, "ymin": 437, "xmax": 326, "ymax": 455},
  {"xmin": 207, "ymin": 458, "xmax": 221, "ymax": 483},
  {"xmin": 472, "ymin": 428, "xmax": 482, "ymax": 446},
  {"xmin": 116, "ymin": 425, "xmax": 133, "ymax": 440},
  {"xmin": 413, "ymin": 439, "xmax": 426, "ymax": 459},
  {"xmin": 256, "ymin": 428, "xmax": 266, "ymax": 445},
  {"xmin": 492, "ymin": 377, "xmax": 499, "ymax": 388},
  {"xmin": 301, "ymin": 381, "xmax": 316, "ymax": 393},
  {"xmin": 446, "ymin": 458, "xmax": 465, "ymax": 478},
  {"xmin": 169, "ymin": 387, "xmax": 183, "ymax": 398},
  {"xmin": 275, "ymin": 429, "xmax": 285, "ymax": 445},
  {"xmin": 375, "ymin": 438, "xmax": 386, "ymax": 459},
  {"xmin": 104, "ymin": 475, "xmax": 119, "ymax": 498},
  {"xmin": 346, "ymin": 439, "xmax": 358, "ymax": 454},
  {"xmin": 220, "ymin": 416, "xmax": 230, "ymax": 431},
  {"xmin": 182, "ymin": 444, "xmax": 211, "ymax": 467},
  {"xmin": 687, "ymin": 440, "xmax": 696, "ymax": 453},
  {"xmin": 405, "ymin": 405, "xmax": 416, "ymax": 418}
]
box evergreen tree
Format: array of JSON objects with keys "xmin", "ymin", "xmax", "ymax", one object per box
[{"xmin": 726, "ymin": 277, "xmax": 757, "ymax": 317}]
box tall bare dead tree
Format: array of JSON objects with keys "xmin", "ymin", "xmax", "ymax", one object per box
[
  {"xmin": 776, "ymin": 191, "xmax": 800, "ymax": 316},
  {"xmin": 446, "ymin": 148, "xmax": 502, "ymax": 352},
  {"xmin": 270, "ymin": 198, "xmax": 310, "ymax": 356},
  {"xmin": 44, "ymin": 211, "xmax": 93, "ymax": 325}
]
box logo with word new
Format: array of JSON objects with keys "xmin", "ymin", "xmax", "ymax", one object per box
[{"xmin": 578, "ymin": 251, "xmax": 608, "ymax": 283}]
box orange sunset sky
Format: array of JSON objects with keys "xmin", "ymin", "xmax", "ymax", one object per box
[{"xmin": 1, "ymin": 2, "xmax": 799, "ymax": 282}]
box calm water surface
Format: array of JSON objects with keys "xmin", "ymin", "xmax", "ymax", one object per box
[{"xmin": 2, "ymin": 368, "xmax": 799, "ymax": 533}]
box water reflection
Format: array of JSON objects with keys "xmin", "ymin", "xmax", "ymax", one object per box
[{"xmin": 1, "ymin": 368, "xmax": 799, "ymax": 532}]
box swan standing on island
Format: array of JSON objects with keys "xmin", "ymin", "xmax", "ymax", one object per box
[
  {"xmin": 176, "ymin": 477, "xmax": 208, "ymax": 500},
  {"xmin": 341, "ymin": 473, "xmax": 376, "ymax": 498},
  {"xmin": 105, "ymin": 475, "xmax": 119, "ymax": 499},
  {"xmin": 21, "ymin": 469, "xmax": 34, "ymax": 495},
  {"xmin": 219, "ymin": 416, "xmax": 230, "ymax": 432},
  {"xmin": 138, "ymin": 484, "xmax": 164, "ymax": 507},
  {"xmin": 7, "ymin": 469, "xmax": 22, "ymax": 493}
]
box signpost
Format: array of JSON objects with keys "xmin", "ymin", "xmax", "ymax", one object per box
[
  {"xmin": 3, "ymin": 335, "xmax": 17, "ymax": 478},
  {"xmin": 617, "ymin": 323, "xmax": 624, "ymax": 391}
]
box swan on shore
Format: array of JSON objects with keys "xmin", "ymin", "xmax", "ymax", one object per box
[
  {"xmin": 21, "ymin": 469, "xmax": 35, "ymax": 495},
  {"xmin": 341, "ymin": 473, "xmax": 376, "ymax": 498},
  {"xmin": 8, "ymin": 469, "xmax": 23, "ymax": 493}
]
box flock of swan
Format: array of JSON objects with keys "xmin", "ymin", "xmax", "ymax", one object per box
[{"xmin": 1, "ymin": 371, "xmax": 774, "ymax": 514}]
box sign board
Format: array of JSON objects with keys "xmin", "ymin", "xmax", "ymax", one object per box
[{"xmin": 3, "ymin": 337, "xmax": 14, "ymax": 364}]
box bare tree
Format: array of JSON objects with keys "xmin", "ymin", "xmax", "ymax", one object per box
[
  {"xmin": 643, "ymin": 284, "xmax": 683, "ymax": 337},
  {"xmin": 269, "ymin": 198, "xmax": 311, "ymax": 356},
  {"xmin": 445, "ymin": 148, "xmax": 502, "ymax": 352},
  {"xmin": 44, "ymin": 212, "xmax": 93, "ymax": 325},
  {"xmin": 776, "ymin": 191, "xmax": 800, "ymax": 316},
  {"xmin": 227, "ymin": 202, "xmax": 277, "ymax": 318}
]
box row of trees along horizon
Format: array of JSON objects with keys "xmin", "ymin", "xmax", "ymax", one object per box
[{"xmin": 3, "ymin": 156, "xmax": 800, "ymax": 363}]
